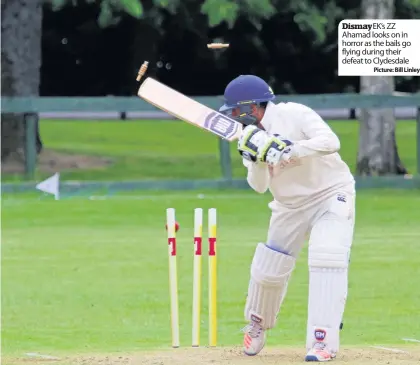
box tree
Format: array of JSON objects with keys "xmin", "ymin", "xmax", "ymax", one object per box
[
  {"xmin": 4, "ymin": 0, "xmax": 418, "ymax": 175},
  {"xmin": 1, "ymin": 0, "xmax": 145, "ymax": 169},
  {"xmin": 42, "ymin": 0, "xmax": 419, "ymax": 97},
  {"xmin": 49, "ymin": 0, "xmax": 145, "ymax": 27},
  {"xmin": 357, "ymin": 0, "xmax": 408, "ymax": 176},
  {"xmin": 1, "ymin": 0, "xmax": 43, "ymax": 164}
]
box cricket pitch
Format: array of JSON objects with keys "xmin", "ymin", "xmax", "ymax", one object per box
[{"xmin": 4, "ymin": 346, "xmax": 420, "ymax": 365}]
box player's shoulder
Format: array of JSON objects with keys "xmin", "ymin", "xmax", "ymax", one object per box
[
  {"xmin": 274, "ymin": 102, "xmax": 324, "ymax": 127},
  {"xmin": 274, "ymin": 101, "xmax": 316, "ymax": 114}
]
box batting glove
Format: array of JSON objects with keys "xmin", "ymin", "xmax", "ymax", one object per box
[
  {"xmin": 257, "ymin": 135, "xmax": 294, "ymax": 166},
  {"xmin": 237, "ymin": 125, "xmax": 269, "ymax": 163}
]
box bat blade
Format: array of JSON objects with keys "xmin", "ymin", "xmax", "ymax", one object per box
[{"xmin": 138, "ymin": 78, "xmax": 242, "ymax": 141}]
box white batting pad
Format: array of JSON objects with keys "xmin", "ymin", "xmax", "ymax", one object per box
[
  {"xmin": 244, "ymin": 243, "xmax": 296, "ymax": 329},
  {"xmin": 306, "ymin": 217, "xmax": 353, "ymax": 354}
]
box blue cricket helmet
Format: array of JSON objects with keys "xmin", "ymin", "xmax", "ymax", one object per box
[{"xmin": 219, "ymin": 75, "xmax": 275, "ymax": 125}]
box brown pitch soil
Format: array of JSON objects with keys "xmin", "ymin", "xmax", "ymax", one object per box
[{"xmin": 4, "ymin": 346, "xmax": 420, "ymax": 365}]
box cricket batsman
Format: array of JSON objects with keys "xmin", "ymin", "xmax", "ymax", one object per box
[{"xmin": 219, "ymin": 75, "xmax": 355, "ymax": 362}]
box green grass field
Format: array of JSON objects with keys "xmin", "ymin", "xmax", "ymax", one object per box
[
  {"xmin": 2, "ymin": 118, "xmax": 420, "ymax": 363},
  {"xmin": 2, "ymin": 119, "xmax": 417, "ymax": 182},
  {"xmin": 2, "ymin": 189, "xmax": 420, "ymax": 364}
]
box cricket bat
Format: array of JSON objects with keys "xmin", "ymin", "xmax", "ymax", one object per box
[{"xmin": 137, "ymin": 77, "xmax": 242, "ymax": 141}]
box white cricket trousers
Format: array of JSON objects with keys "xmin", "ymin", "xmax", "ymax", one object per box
[
  {"xmin": 266, "ymin": 189, "xmax": 355, "ymax": 258},
  {"xmin": 265, "ymin": 188, "xmax": 355, "ymax": 353}
]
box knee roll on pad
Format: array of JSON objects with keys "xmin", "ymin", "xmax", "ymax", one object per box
[
  {"xmin": 244, "ymin": 243, "xmax": 296, "ymax": 329},
  {"xmin": 308, "ymin": 245, "xmax": 350, "ymax": 269}
]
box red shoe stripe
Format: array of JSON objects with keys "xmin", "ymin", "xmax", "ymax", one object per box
[{"xmin": 244, "ymin": 335, "xmax": 252, "ymax": 347}]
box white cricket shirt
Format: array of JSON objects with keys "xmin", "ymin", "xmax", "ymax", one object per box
[{"xmin": 244, "ymin": 101, "xmax": 355, "ymax": 207}]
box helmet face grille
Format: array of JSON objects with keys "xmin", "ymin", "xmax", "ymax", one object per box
[{"xmin": 218, "ymin": 75, "xmax": 275, "ymax": 125}]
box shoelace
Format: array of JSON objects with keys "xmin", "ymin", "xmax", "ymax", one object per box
[
  {"xmin": 241, "ymin": 322, "xmax": 263, "ymax": 338},
  {"xmin": 313, "ymin": 342, "xmax": 327, "ymax": 351}
]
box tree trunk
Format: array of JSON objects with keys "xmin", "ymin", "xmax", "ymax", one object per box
[
  {"xmin": 357, "ymin": 0, "xmax": 408, "ymax": 176},
  {"xmin": 1, "ymin": 0, "xmax": 43, "ymax": 167}
]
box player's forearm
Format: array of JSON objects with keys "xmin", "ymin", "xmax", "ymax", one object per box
[
  {"xmin": 247, "ymin": 163, "xmax": 270, "ymax": 193},
  {"xmin": 293, "ymin": 132, "xmax": 340, "ymax": 159}
]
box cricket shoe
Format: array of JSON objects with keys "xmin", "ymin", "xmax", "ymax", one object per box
[
  {"xmin": 242, "ymin": 319, "xmax": 266, "ymax": 356},
  {"xmin": 305, "ymin": 342, "xmax": 335, "ymax": 362}
]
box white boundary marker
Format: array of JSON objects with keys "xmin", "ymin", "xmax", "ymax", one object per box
[
  {"xmin": 25, "ymin": 352, "xmax": 60, "ymax": 360},
  {"xmin": 87, "ymin": 193, "xmax": 261, "ymax": 201},
  {"xmin": 370, "ymin": 346, "xmax": 409, "ymax": 354},
  {"xmin": 1, "ymin": 193, "xmax": 263, "ymax": 205},
  {"xmin": 402, "ymin": 338, "xmax": 420, "ymax": 343}
]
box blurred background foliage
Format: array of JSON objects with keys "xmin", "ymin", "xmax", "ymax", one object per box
[
  {"xmin": 44, "ymin": 0, "xmax": 420, "ymax": 96},
  {"xmin": 2, "ymin": 0, "xmax": 418, "ymax": 175}
]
